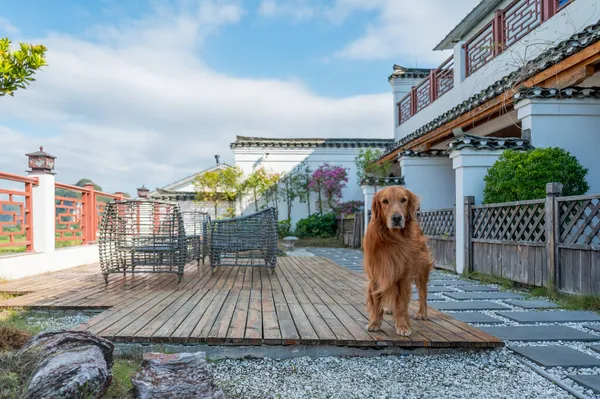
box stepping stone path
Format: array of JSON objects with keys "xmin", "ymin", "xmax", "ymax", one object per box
[
  {"xmin": 511, "ymin": 346, "xmax": 600, "ymax": 368},
  {"xmin": 430, "ymin": 301, "xmax": 510, "ymax": 311},
  {"xmin": 569, "ymin": 375, "xmax": 600, "ymax": 395},
  {"xmin": 443, "ymin": 292, "xmax": 524, "ymax": 300},
  {"xmin": 504, "ymin": 299, "xmax": 559, "ymax": 309},
  {"xmin": 479, "ymin": 326, "xmax": 600, "ymax": 342},
  {"xmin": 498, "ymin": 311, "xmax": 600, "ymax": 323},
  {"xmin": 445, "ymin": 312, "xmax": 503, "ymax": 324},
  {"xmin": 460, "ymin": 285, "xmax": 499, "ymax": 292},
  {"xmin": 305, "ymin": 247, "xmax": 600, "ymax": 396}
]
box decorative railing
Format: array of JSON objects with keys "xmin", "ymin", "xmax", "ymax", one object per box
[
  {"xmin": 558, "ymin": 194, "xmax": 600, "ymax": 249},
  {"xmin": 55, "ymin": 183, "xmax": 124, "ymax": 246},
  {"xmin": 360, "ymin": 176, "xmax": 405, "ymax": 187},
  {"xmin": 0, "ymin": 172, "xmax": 37, "ymax": 252},
  {"xmin": 397, "ymin": 0, "xmax": 575, "ymax": 126},
  {"xmin": 418, "ymin": 208, "xmax": 455, "ymax": 238}
]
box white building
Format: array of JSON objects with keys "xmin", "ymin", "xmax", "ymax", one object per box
[
  {"xmin": 377, "ymin": 0, "xmax": 600, "ymax": 274},
  {"xmin": 231, "ymin": 136, "xmax": 393, "ymax": 227}
]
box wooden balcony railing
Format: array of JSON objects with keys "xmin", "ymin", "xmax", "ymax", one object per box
[
  {"xmin": 397, "ymin": 0, "xmax": 575, "ymax": 127},
  {"xmin": 0, "ymin": 172, "xmax": 38, "ymax": 252}
]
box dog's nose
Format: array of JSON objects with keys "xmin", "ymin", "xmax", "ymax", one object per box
[{"xmin": 392, "ymin": 214, "xmax": 403, "ymax": 225}]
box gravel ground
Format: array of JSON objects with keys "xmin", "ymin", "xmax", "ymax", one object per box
[
  {"xmin": 209, "ymin": 349, "xmax": 575, "ymax": 399},
  {"xmin": 1, "ymin": 309, "xmax": 96, "ymax": 333}
]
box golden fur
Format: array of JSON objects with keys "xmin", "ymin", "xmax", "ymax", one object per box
[{"xmin": 362, "ymin": 186, "xmax": 434, "ymax": 337}]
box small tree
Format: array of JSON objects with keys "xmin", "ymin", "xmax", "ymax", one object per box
[
  {"xmin": 279, "ymin": 165, "xmax": 307, "ymax": 221},
  {"xmin": 296, "ymin": 161, "xmax": 312, "ymax": 216},
  {"xmin": 194, "ymin": 167, "xmax": 243, "ymax": 218},
  {"xmin": 308, "ymin": 164, "xmax": 349, "ymax": 214},
  {"xmin": 243, "ymin": 167, "xmax": 280, "ymax": 212},
  {"xmin": 1, "ymin": 37, "xmax": 47, "ymax": 97},
  {"xmin": 483, "ymin": 148, "xmax": 589, "ymax": 203},
  {"xmin": 355, "ymin": 148, "xmax": 391, "ymax": 184}
]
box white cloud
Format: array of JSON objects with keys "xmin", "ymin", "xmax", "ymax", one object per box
[
  {"xmin": 0, "ymin": 1, "xmax": 390, "ymax": 195},
  {"xmin": 0, "ymin": 17, "xmax": 20, "ymax": 36},
  {"xmin": 257, "ymin": 0, "xmax": 321, "ymax": 22}
]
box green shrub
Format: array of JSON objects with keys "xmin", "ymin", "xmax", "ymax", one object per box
[
  {"xmin": 483, "ymin": 148, "xmax": 589, "ymax": 204},
  {"xmin": 277, "ymin": 219, "xmax": 291, "ymax": 239},
  {"xmin": 295, "ymin": 213, "xmax": 337, "ymax": 238}
]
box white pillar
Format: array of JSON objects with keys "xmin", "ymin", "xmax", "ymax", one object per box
[
  {"xmin": 28, "ymin": 172, "xmax": 56, "ymax": 254},
  {"xmin": 450, "ymin": 148, "xmax": 503, "ymax": 274},
  {"xmin": 453, "ymin": 40, "xmax": 466, "ymax": 87},
  {"xmin": 399, "ymin": 155, "xmax": 455, "ymax": 210},
  {"xmin": 361, "ymin": 185, "xmax": 375, "ymax": 233},
  {"xmin": 516, "ymin": 98, "xmax": 600, "ymax": 193}
]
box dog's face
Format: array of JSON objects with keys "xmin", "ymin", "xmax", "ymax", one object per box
[{"xmin": 372, "ymin": 186, "xmax": 420, "ymax": 230}]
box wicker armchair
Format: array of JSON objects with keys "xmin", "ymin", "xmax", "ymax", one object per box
[
  {"xmin": 181, "ymin": 210, "xmax": 211, "ymax": 266},
  {"xmin": 208, "ymin": 207, "xmax": 278, "ymax": 271},
  {"xmin": 99, "ymin": 199, "xmax": 187, "ymax": 283}
]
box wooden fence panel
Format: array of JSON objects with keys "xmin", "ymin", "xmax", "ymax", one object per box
[{"xmin": 418, "ymin": 208, "xmax": 456, "ymax": 271}]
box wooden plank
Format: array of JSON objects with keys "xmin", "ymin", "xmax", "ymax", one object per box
[
  {"xmin": 189, "ymin": 289, "xmax": 229, "ymax": 342},
  {"xmin": 207, "ymin": 289, "xmax": 240, "ymax": 343},
  {"xmin": 152, "ymin": 289, "xmax": 209, "ymax": 342},
  {"xmin": 171, "ymin": 288, "xmax": 220, "ymax": 340},
  {"xmin": 226, "ymin": 289, "xmax": 251, "ymax": 343},
  {"xmin": 245, "ymin": 288, "xmax": 262, "ymax": 343}
]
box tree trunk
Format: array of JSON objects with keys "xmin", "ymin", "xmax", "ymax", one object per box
[
  {"xmin": 317, "ymin": 181, "xmax": 323, "ymax": 215},
  {"xmin": 253, "ymin": 187, "xmax": 258, "ymax": 212}
]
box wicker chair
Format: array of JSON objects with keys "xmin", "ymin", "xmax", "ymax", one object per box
[
  {"xmin": 181, "ymin": 210, "xmax": 211, "ymax": 266},
  {"xmin": 99, "ymin": 199, "xmax": 187, "ymax": 283},
  {"xmin": 208, "ymin": 207, "xmax": 278, "ymax": 271}
]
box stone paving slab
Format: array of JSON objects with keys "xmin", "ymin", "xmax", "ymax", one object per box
[
  {"xmin": 430, "ymin": 301, "xmax": 510, "ymax": 311},
  {"xmin": 584, "ymin": 325, "xmax": 600, "ymax": 333},
  {"xmin": 504, "ymin": 299, "xmax": 559, "ymax": 309},
  {"xmin": 498, "ymin": 311, "xmax": 600, "ymax": 323},
  {"xmin": 511, "ymin": 345, "xmax": 600, "ymax": 368},
  {"xmin": 428, "ymin": 275, "xmax": 456, "ymax": 280},
  {"xmin": 460, "ymin": 285, "xmax": 499, "ymax": 292},
  {"xmin": 480, "ymin": 326, "xmax": 600, "ymax": 342},
  {"xmin": 428, "ymin": 280, "xmax": 475, "ymax": 286},
  {"xmin": 413, "ymin": 286, "xmax": 457, "ymax": 293},
  {"xmin": 569, "ymin": 375, "xmax": 600, "ymax": 395},
  {"xmin": 411, "ymin": 293, "xmax": 443, "ymax": 301},
  {"xmin": 444, "ymin": 312, "xmax": 504, "ymax": 325},
  {"xmin": 444, "ymin": 292, "xmax": 524, "ymax": 300},
  {"xmin": 588, "ymin": 345, "xmax": 600, "ymax": 354}
]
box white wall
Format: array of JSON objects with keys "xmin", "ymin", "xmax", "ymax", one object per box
[
  {"xmin": 400, "ymin": 156, "xmax": 455, "ymax": 210},
  {"xmin": 516, "ymin": 98, "xmax": 600, "ymax": 194},
  {"xmin": 393, "ymin": 0, "xmax": 599, "ymax": 142},
  {"xmin": 233, "ymin": 147, "xmax": 372, "ymax": 227}
]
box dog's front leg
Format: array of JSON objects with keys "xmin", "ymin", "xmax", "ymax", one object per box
[
  {"xmin": 394, "ymin": 279, "xmax": 412, "ymax": 337},
  {"xmin": 366, "ymin": 282, "xmax": 383, "ymax": 332}
]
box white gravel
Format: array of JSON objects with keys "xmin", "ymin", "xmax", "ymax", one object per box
[
  {"xmin": 5, "ymin": 310, "xmax": 95, "ymax": 332},
  {"xmin": 209, "ymin": 349, "xmax": 576, "ymax": 399}
]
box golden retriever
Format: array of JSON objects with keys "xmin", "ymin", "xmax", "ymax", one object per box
[{"xmin": 363, "ymin": 186, "xmax": 434, "ymax": 337}]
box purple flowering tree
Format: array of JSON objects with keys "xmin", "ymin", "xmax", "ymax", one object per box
[
  {"xmin": 307, "ymin": 164, "xmax": 349, "ymax": 214},
  {"xmin": 337, "ymin": 200, "xmax": 363, "ymax": 215}
]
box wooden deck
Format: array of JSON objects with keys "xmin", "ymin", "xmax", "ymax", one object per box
[{"xmin": 0, "ymin": 257, "xmax": 503, "ymax": 348}]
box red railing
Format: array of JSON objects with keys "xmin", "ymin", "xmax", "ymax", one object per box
[
  {"xmin": 398, "ymin": 95, "xmax": 413, "ymax": 124},
  {"xmin": 415, "ymin": 78, "xmax": 432, "ymax": 112},
  {"xmin": 465, "ymin": 0, "xmax": 574, "ymax": 77},
  {"xmin": 55, "ymin": 182, "xmax": 123, "ymax": 245},
  {"xmin": 435, "ymin": 56, "xmax": 454, "ymax": 98},
  {"xmin": 0, "ymin": 172, "xmax": 37, "ymax": 252}
]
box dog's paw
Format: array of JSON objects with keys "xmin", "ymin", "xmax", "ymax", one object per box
[
  {"xmin": 415, "ymin": 311, "xmax": 428, "ymax": 320},
  {"xmin": 366, "ymin": 323, "xmax": 382, "ymax": 332},
  {"xmin": 395, "ymin": 325, "xmax": 412, "ymax": 337}
]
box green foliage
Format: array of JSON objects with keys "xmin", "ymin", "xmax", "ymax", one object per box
[
  {"xmin": 194, "ymin": 167, "xmax": 243, "ymax": 218},
  {"xmin": 295, "ymin": 161, "xmax": 313, "ymax": 216},
  {"xmin": 223, "ymin": 207, "xmax": 236, "ymax": 219},
  {"xmin": 355, "ymin": 148, "xmax": 391, "ymax": 183},
  {"xmin": 483, "ymin": 148, "xmax": 589, "ymax": 203},
  {"xmin": 279, "ymin": 165, "xmax": 308, "ymax": 220},
  {"xmin": 277, "ymin": 219, "xmax": 291, "ymax": 239},
  {"xmin": 74, "ymin": 178, "xmax": 102, "ymax": 191},
  {"xmin": 242, "ymin": 167, "xmax": 280, "ymax": 212},
  {"xmin": 0, "ymin": 37, "xmax": 47, "ymax": 97},
  {"xmin": 294, "ymin": 213, "xmax": 337, "ymax": 238},
  {"xmin": 104, "ymin": 358, "xmax": 140, "ymax": 399}
]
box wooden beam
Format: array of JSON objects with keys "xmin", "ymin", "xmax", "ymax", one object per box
[{"xmin": 379, "ymin": 40, "xmax": 600, "ymax": 163}]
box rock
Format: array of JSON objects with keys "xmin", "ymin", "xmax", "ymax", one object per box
[
  {"xmin": 16, "ymin": 330, "xmax": 113, "ymax": 399},
  {"xmin": 132, "ymin": 352, "xmax": 227, "ymax": 399}
]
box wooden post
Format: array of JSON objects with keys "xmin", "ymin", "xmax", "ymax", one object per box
[
  {"xmin": 410, "ymin": 87, "xmax": 417, "ymax": 116},
  {"xmin": 492, "ymin": 10, "xmax": 505, "ymax": 56},
  {"xmin": 84, "ymin": 183, "xmax": 97, "ymax": 243},
  {"xmin": 545, "ymin": 182, "xmax": 563, "ymax": 291},
  {"xmin": 464, "ymin": 196, "xmax": 475, "ymax": 273},
  {"xmin": 541, "ymin": 0, "xmax": 557, "ymax": 22}
]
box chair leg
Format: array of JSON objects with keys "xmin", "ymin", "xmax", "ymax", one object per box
[{"xmin": 104, "ymin": 274, "xmax": 109, "ymax": 284}]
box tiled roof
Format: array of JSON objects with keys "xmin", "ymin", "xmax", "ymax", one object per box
[
  {"xmin": 399, "ymin": 149, "xmax": 450, "ymax": 157},
  {"xmin": 448, "ymin": 134, "xmax": 533, "ymax": 151},
  {"xmin": 381, "ymin": 19, "xmax": 600, "ymax": 160},
  {"xmin": 360, "ymin": 176, "xmax": 405, "ymax": 186},
  {"xmin": 231, "ymin": 136, "xmax": 393, "ymax": 149},
  {"xmin": 388, "ymin": 65, "xmax": 433, "ymax": 81},
  {"xmin": 514, "ymin": 86, "xmax": 600, "ymax": 102}
]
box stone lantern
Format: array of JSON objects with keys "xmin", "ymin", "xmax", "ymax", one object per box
[
  {"xmin": 137, "ymin": 185, "xmax": 150, "ymax": 198},
  {"xmin": 26, "ymin": 146, "xmax": 56, "ymax": 174}
]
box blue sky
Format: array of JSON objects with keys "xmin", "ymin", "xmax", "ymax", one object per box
[{"xmin": 0, "ymin": 0, "xmax": 479, "ymax": 194}]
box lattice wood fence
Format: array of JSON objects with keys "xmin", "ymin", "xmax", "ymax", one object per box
[
  {"xmin": 340, "ymin": 212, "xmax": 365, "ymax": 249},
  {"xmin": 463, "ymin": 186, "xmax": 600, "ymax": 294},
  {"xmin": 418, "ymin": 208, "xmax": 456, "ymax": 271}
]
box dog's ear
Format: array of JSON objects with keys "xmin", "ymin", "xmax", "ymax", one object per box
[
  {"xmin": 371, "ymin": 191, "xmax": 382, "ymax": 223},
  {"xmin": 407, "ymin": 190, "xmax": 421, "ymax": 221}
]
